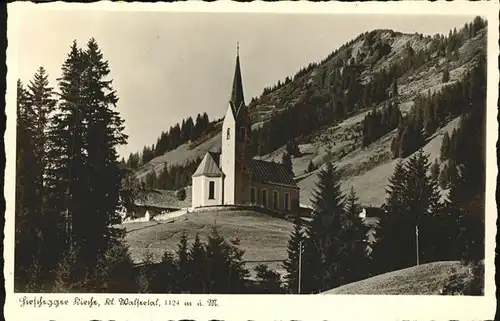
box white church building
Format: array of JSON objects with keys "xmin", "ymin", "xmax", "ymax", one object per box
[{"xmin": 191, "ymin": 47, "xmax": 300, "ymax": 215}]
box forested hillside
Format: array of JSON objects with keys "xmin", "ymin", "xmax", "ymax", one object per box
[{"xmin": 128, "ymin": 17, "xmax": 487, "ymax": 206}]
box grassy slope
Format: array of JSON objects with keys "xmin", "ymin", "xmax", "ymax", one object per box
[
  {"xmin": 123, "ymin": 210, "xmax": 293, "ymax": 273},
  {"xmin": 297, "ymin": 117, "xmax": 461, "ymax": 207},
  {"xmin": 321, "ymin": 261, "xmax": 469, "ymax": 295}
]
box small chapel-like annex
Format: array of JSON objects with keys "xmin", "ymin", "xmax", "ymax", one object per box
[{"xmin": 191, "ymin": 46, "xmax": 300, "ymax": 215}]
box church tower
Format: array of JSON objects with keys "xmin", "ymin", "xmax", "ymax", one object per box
[{"xmin": 221, "ymin": 43, "xmax": 250, "ymax": 205}]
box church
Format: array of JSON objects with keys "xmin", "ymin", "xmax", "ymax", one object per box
[{"xmin": 191, "ymin": 47, "xmax": 300, "ymax": 215}]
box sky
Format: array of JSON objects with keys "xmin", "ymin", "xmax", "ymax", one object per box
[{"xmin": 10, "ymin": 8, "xmax": 475, "ymax": 158}]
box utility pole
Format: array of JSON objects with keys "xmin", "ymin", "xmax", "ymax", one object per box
[
  {"xmin": 298, "ymin": 240, "xmax": 303, "ymax": 294},
  {"xmin": 415, "ymin": 224, "xmax": 420, "ymax": 266}
]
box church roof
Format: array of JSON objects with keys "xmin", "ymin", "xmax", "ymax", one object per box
[
  {"xmin": 230, "ymin": 45, "xmax": 245, "ymax": 117},
  {"xmin": 247, "ymin": 159, "xmax": 298, "ymax": 189},
  {"xmin": 192, "ymin": 152, "xmax": 223, "ymax": 178}
]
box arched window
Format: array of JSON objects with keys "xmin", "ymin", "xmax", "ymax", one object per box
[
  {"xmin": 273, "ymin": 191, "xmax": 278, "ymax": 209},
  {"xmin": 208, "ymin": 181, "xmax": 215, "ymax": 200},
  {"xmin": 226, "ymin": 128, "xmax": 231, "ymax": 140},
  {"xmin": 284, "ymin": 193, "xmax": 290, "ymax": 211}
]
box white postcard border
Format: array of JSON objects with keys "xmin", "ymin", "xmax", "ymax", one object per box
[{"xmin": 4, "ymin": 1, "xmax": 499, "ymax": 321}]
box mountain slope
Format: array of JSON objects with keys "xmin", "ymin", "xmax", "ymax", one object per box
[
  {"xmin": 321, "ymin": 261, "xmax": 477, "ymax": 295},
  {"xmin": 133, "ymin": 22, "xmax": 486, "ymax": 208}
]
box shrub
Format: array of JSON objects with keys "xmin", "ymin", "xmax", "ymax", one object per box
[{"xmin": 176, "ymin": 187, "xmax": 187, "ymax": 201}]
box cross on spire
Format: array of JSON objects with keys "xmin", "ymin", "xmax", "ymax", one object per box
[{"xmin": 230, "ymin": 42, "xmax": 245, "ymax": 114}]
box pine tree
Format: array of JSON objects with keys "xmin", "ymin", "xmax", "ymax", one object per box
[
  {"xmin": 442, "ymin": 65, "xmax": 450, "ymax": 83},
  {"xmin": 283, "ymin": 214, "xmax": 305, "ymax": 293},
  {"xmin": 342, "ymin": 187, "xmax": 369, "ymax": 281},
  {"xmin": 404, "ymin": 150, "xmax": 443, "ymax": 264},
  {"xmin": 44, "ymin": 39, "xmax": 129, "ymax": 291},
  {"xmin": 26, "ymin": 66, "xmax": 57, "ymax": 182},
  {"xmin": 302, "ymin": 161, "xmax": 345, "ymax": 293},
  {"xmin": 440, "ymin": 132, "xmax": 451, "ymax": 161},
  {"xmin": 307, "ymin": 160, "xmax": 316, "ymax": 173},
  {"xmin": 15, "ymin": 67, "xmax": 59, "ymax": 291},
  {"xmin": 254, "ymin": 264, "xmax": 283, "ymax": 294},
  {"xmin": 439, "ymin": 162, "xmax": 450, "ymax": 189},
  {"xmin": 93, "ymin": 241, "xmax": 137, "ymax": 293},
  {"xmin": 430, "ymin": 158, "xmax": 440, "ymax": 181},
  {"xmin": 176, "ymin": 231, "xmax": 189, "ymax": 291},
  {"xmin": 205, "ymin": 226, "xmax": 248, "ymax": 293},
  {"xmin": 15, "ymin": 79, "xmax": 45, "ymax": 291},
  {"xmin": 281, "ymin": 152, "xmax": 293, "ymax": 175},
  {"xmin": 374, "ymin": 159, "xmax": 408, "ymax": 274},
  {"xmin": 187, "ymin": 234, "xmax": 207, "ymax": 293},
  {"xmin": 44, "ymin": 41, "xmax": 88, "ymax": 288},
  {"xmin": 392, "ymin": 76, "xmax": 398, "ymax": 97},
  {"xmin": 151, "ymin": 250, "xmax": 179, "ymax": 293},
  {"xmin": 78, "ymin": 38, "xmax": 128, "ymax": 267}
]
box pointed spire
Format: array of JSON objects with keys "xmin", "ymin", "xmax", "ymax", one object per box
[{"xmin": 230, "ymin": 42, "xmax": 245, "ymax": 114}]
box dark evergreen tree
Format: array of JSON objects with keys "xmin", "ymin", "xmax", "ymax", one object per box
[
  {"xmin": 404, "ymin": 150, "xmax": 443, "ymax": 264},
  {"xmin": 430, "ymin": 158, "xmax": 440, "ymax": 181},
  {"xmin": 343, "ymin": 187, "xmax": 369, "ymax": 281},
  {"xmin": 187, "ymin": 234, "xmax": 207, "ymax": 293},
  {"xmin": 79, "ymin": 38, "xmax": 128, "ymax": 271},
  {"xmin": 254, "ymin": 264, "xmax": 283, "ymax": 294},
  {"xmin": 283, "ymin": 214, "xmax": 305, "ymax": 293},
  {"xmin": 205, "ymin": 226, "xmax": 248, "ymax": 293},
  {"xmin": 442, "ymin": 65, "xmax": 450, "ymax": 83},
  {"xmin": 44, "ymin": 41, "xmax": 88, "ymax": 288},
  {"xmin": 44, "ymin": 39, "xmax": 130, "ymax": 292},
  {"xmin": 150, "ymin": 250, "xmax": 179, "ymax": 293},
  {"xmin": 15, "ymin": 79, "xmax": 46, "ymax": 291},
  {"xmin": 307, "ymin": 160, "xmax": 316, "ymax": 173},
  {"xmin": 373, "ymin": 160, "xmax": 407, "ymax": 274},
  {"xmin": 302, "ymin": 161, "xmax": 345, "ymax": 293},
  {"xmin": 176, "ymin": 231, "xmax": 189, "ymax": 291},
  {"xmin": 391, "ymin": 76, "xmax": 398, "ymax": 97},
  {"xmin": 440, "ymin": 132, "xmax": 451, "ymax": 161},
  {"xmin": 281, "ymin": 152, "xmax": 293, "ymax": 175},
  {"xmin": 439, "ymin": 162, "xmax": 450, "ymax": 189}
]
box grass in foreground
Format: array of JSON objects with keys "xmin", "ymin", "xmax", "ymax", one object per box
[
  {"xmin": 322, "ymin": 261, "xmax": 482, "ymax": 295},
  {"xmin": 122, "ymin": 210, "xmax": 293, "ymax": 273}
]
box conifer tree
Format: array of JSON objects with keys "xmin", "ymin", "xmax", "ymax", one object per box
[
  {"xmin": 392, "ymin": 77, "xmax": 398, "ymax": 97},
  {"xmin": 342, "ymin": 187, "xmax": 369, "ymax": 281},
  {"xmin": 15, "ymin": 67, "xmax": 59, "ymax": 291},
  {"xmin": 26, "ymin": 66, "xmax": 57, "ymax": 181},
  {"xmin": 374, "ymin": 159, "xmax": 407, "ymax": 274},
  {"xmin": 281, "ymin": 152, "xmax": 293, "ymax": 175},
  {"xmin": 151, "ymin": 250, "xmax": 179, "ymax": 293},
  {"xmin": 307, "ymin": 160, "xmax": 316, "ymax": 173},
  {"xmin": 302, "ymin": 161, "xmax": 345, "ymax": 293},
  {"xmin": 176, "ymin": 231, "xmax": 189, "ymax": 291},
  {"xmin": 205, "ymin": 226, "xmax": 248, "ymax": 293},
  {"xmin": 44, "ymin": 39, "xmax": 130, "ymax": 291},
  {"xmin": 283, "ymin": 214, "xmax": 305, "ymax": 293},
  {"xmin": 442, "ymin": 65, "xmax": 450, "ymax": 83},
  {"xmin": 78, "ymin": 38, "xmax": 128, "ymax": 265},
  {"xmin": 187, "ymin": 234, "xmax": 207, "ymax": 293},
  {"xmin": 15, "ymin": 79, "xmax": 44, "ymax": 291},
  {"xmin": 430, "ymin": 158, "xmax": 440, "ymax": 181},
  {"xmin": 439, "ymin": 162, "xmax": 450, "ymax": 189},
  {"xmin": 44, "ymin": 41, "xmax": 88, "ymax": 287},
  {"xmin": 440, "ymin": 132, "xmax": 451, "ymax": 161},
  {"xmin": 254, "ymin": 264, "xmax": 283, "ymax": 294},
  {"xmin": 404, "ymin": 150, "xmax": 443, "ymax": 263}
]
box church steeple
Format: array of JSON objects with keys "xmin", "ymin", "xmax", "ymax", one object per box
[{"xmin": 230, "ymin": 42, "xmax": 245, "ymax": 115}]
